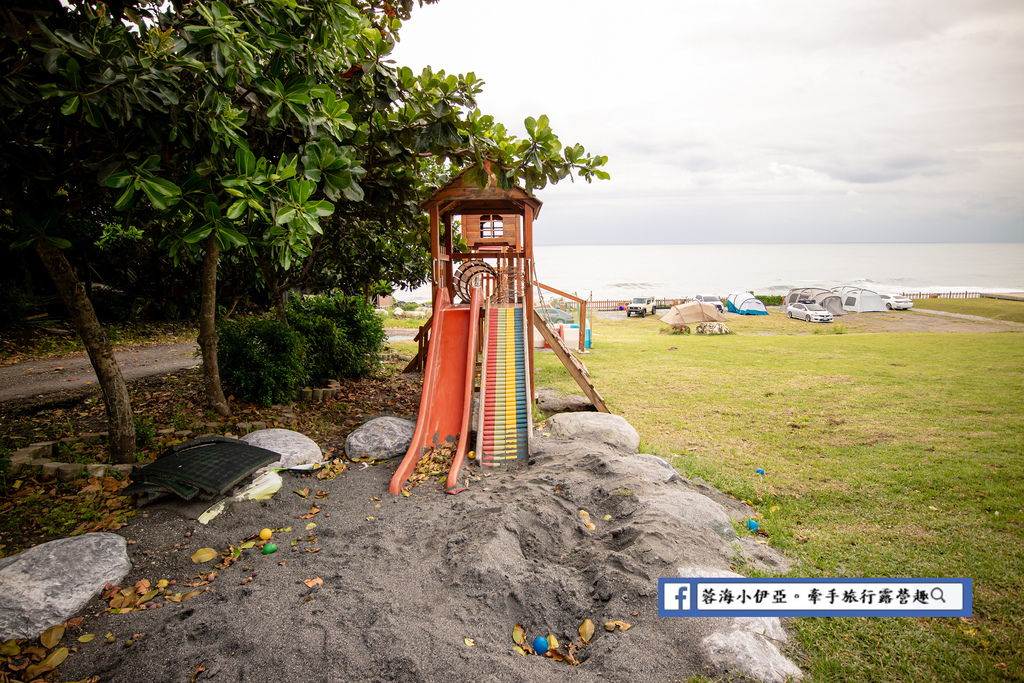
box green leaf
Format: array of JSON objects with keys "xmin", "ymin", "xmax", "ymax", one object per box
[
  {"xmin": 226, "ymin": 200, "xmax": 247, "ymax": 219},
  {"xmin": 113, "ymin": 185, "xmax": 135, "ymax": 211},
  {"xmin": 217, "ymin": 225, "xmax": 247, "ymax": 247},
  {"xmin": 40, "ymin": 625, "xmax": 64, "ymax": 649},
  {"xmin": 44, "ymin": 236, "xmax": 73, "ymax": 249},
  {"xmin": 60, "ymin": 96, "xmax": 80, "ymax": 115},
  {"xmin": 182, "ymin": 226, "xmax": 213, "ymax": 244}
]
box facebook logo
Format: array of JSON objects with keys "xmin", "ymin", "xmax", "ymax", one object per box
[{"xmin": 660, "ymin": 580, "xmax": 691, "ymax": 614}]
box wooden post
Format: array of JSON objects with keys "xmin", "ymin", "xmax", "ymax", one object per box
[
  {"xmin": 429, "ymin": 205, "xmax": 440, "ymax": 306},
  {"xmin": 524, "ymin": 204, "xmax": 535, "ymax": 398},
  {"xmin": 443, "ymin": 212, "xmax": 454, "ymax": 300}
]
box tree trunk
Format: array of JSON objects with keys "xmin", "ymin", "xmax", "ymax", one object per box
[
  {"xmin": 35, "ymin": 239, "xmax": 137, "ymax": 463},
  {"xmin": 198, "ymin": 232, "xmax": 230, "ymax": 416}
]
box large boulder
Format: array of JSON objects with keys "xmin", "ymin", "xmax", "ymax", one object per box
[
  {"xmin": 545, "ymin": 412, "xmax": 641, "ymax": 453},
  {"xmin": 241, "ymin": 429, "xmax": 322, "ymax": 470},
  {"xmin": 345, "ymin": 416, "xmax": 416, "ymax": 460},
  {"xmin": 0, "ymin": 533, "xmax": 130, "ymax": 640}
]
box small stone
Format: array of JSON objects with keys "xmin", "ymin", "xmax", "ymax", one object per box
[
  {"xmin": 41, "ymin": 462, "xmax": 62, "ymax": 481},
  {"xmin": 29, "ymin": 458, "xmax": 52, "ymax": 473},
  {"xmin": 59, "ymin": 436, "xmax": 78, "ymax": 445},
  {"xmin": 174, "ymin": 430, "xmax": 193, "ymax": 438},
  {"xmin": 8, "ymin": 455, "xmax": 33, "ymax": 474},
  {"xmin": 251, "ymin": 421, "xmax": 267, "ymax": 430},
  {"xmin": 344, "ymin": 417, "xmax": 416, "ymax": 461},
  {"xmin": 79, "ymin": 433, "xmax": 104, "ymax": 445},
  {"xmin": 28, "ymin": 442, "xmax": 56, "ymax": 458},
  {"xmin": 86, "ymin": 464, "xmax": 108, "ymax": 478},
  {"xmin": 299, "ymin": 388, "xmax": 312, "ymax": 402},
  {"xmin": 311, "ymin": 388, "xmax": 324, "ymax": 401},
  {"xmin": 110, "ymin": 464, "xmax": 134, "ymax": 478},
  {"xmin": 157, "ymin": 429, "xmax": 175, "ymax": 435},
  {"xmin": 57, "ymin": 463, "xmax": 86, "ymax": 482},
  {"xmin": 235, "ymin": 422, "xmax": 252, "ymax": 434},
  {"xmin": 203, "ymin": 422, "xmax": 220, "ymax": 430}
]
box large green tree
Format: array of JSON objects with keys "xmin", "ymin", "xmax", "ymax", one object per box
[{"xmin": 1, "ymin": 0, "xmax": 607, "ymax": 458}]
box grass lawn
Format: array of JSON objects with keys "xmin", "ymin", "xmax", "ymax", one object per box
[
  {"xmin": 912, "ymin": 296, "xmax": 1024, "ymax": 323},
  {"xmin": 535, "ymin": 304, "xmax": 1024, "ymax": 682}
]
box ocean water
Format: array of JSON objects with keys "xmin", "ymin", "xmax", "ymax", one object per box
[{"xmin": 401, "ymin": 243, "xmax": 1024, "ymax": 302}]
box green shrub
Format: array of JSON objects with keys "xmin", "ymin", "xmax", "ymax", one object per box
[
  {"xmin": 287, "ymin": 294, "xmax": 385, "ymax": 380},
  {"xmin": 756, "ymin": 295, "xmax": 784, "ymax": 306},
  {"xmin": 217, "ymin": 317, "xmax": 307, "ymax": 405}
]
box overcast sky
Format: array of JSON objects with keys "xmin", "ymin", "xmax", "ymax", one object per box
[{"xmin": 391, "ymin": 0, "xmax": 1024, "ymax": 245}]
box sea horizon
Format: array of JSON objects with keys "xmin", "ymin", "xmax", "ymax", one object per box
[{"xmin": 399, "ymin": 242, "xmax": 1024, "ymax": 303}]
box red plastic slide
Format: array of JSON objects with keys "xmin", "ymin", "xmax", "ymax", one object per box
[{"xmin": 388, "ymin": 286, "xmax": 482, "ymax": 495}]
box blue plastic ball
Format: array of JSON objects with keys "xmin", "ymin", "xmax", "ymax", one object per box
[
  {"xmin": 755, "ymin": 468, "xmax": 765, "ymax": 475},
  {"xmin": 747, "ymin": 519, "xmax": 759, "ymax": 532},
  {"xmin": 532, "ymin": 636, "xmax": 549, "ymax": 655}
]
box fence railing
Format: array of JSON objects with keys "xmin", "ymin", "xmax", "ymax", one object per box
[{"xmin": 900, "ymin": 292, "xmax": 980, "ymax": 300}]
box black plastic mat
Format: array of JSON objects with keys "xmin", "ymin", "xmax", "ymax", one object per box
[{"xmin": 131, "ymin": 436, "xmax": 280, "ymax": 497}]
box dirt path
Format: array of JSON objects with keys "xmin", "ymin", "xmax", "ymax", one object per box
[{"xmin": 0, "ymin": 343, "xmax": 200, "ymax": 402}]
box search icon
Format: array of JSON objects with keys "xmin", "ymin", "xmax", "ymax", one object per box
[{"xmin": 931, "ymin": 587, "xmax": 946, "ymax": 603}]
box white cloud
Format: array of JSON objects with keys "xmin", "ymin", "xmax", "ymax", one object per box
[{"xmin": 392, "ymin": 0, "xmax": 1024, "ymax": 243}]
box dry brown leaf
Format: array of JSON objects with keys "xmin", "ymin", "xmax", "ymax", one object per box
[
  {"xmin": 304, "ymin": 577, "xmax": 324, "ymax": 588},
  {"xmin": 40, "ymin": 624, "xmax": 64, "ymax": 649},
  {"xmin": 579, "ymin": 619, "xmax": 595, "ymax": 643},
  {"xmin": 512, "ymin": 624, "xmax": 525, "ymax": 645},
  {"xmin": 190, "ymin": 548, "xmax": 218, "ymax": 563}
]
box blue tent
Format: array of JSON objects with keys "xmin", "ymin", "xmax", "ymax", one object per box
[{"xmin": 726, "ymin": 292, "xmax": 768, "ymax": 315}]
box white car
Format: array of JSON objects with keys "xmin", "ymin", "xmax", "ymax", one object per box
[
  {"xmin": 879, "ymin": 294, "xmax": 913, "ymax": 310},
  {"xmin": 787, "ymin": 302, "xmax": 834, "ymax": 323},
  {"xmin": 692, "ymin": 294, "xmax": 725, "ymax": 313}
]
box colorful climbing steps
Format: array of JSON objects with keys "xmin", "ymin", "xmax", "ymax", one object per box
[{"xmin": 478, "ymin": 306, "xmax": 531, "ymax": 465}]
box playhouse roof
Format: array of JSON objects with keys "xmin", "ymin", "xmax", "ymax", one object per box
[{"xmin": 421, "ymin": 163, "xmax": 543, "ymax": 218}]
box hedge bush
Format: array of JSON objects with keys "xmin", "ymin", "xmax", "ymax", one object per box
[
  {"xmin": 287, "ymin": 293, "xmax": 386, "ymax": 381},
  {"xmin": 217, "ymin": 317, "xmax": 307, "ymax": 405},
  {"xmin": 755, "ymin": 295, "xmax": 784, "ymax": 306}
]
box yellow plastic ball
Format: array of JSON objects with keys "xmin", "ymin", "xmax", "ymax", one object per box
[
  {"xmin": 467, "ymin": 451, "xmax": 476, "ymax": 461},
  {"xmin": 259, "ymin": 528, "xmax": 272, "ymax": 541}
]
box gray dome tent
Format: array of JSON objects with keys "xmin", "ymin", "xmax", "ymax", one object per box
[{"xmin": 783, "ymin": 288, "xmax": 845, "ymax": 316}]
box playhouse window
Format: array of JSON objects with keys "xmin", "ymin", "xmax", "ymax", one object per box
[{"xmin": 480, "ymin": 215, "xmax": 504, "ymax": 239}]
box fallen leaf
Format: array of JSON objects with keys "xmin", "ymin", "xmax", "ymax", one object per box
[
  {"xmin": 40, "ymin": 624, "xmax": 64, "ymax": 649},
  {"xmin": 239, "ymin": 541, "xmax": 255, "ymax": 550},
  {"xmin": 294, "ymin": 488, "xmax": 310, "ymax": 498},
  {"xmin": 514, "ymin": 646, "xmax": 526, "ymax": 656},
  {"xmin": 579, "ymin": 619, "xmax": 595, "ymax": 643},
  {"xmin": 0, "ymin": 640, "xmax": 21, "ymax": 656},
  {"xmin": 180, "ymin": 590, "xmax": 203, "ymax": 602},
  {"xmin": 78, "ymin": 634, "xmax": 96, "ymax": 643},
  {"xmin": 604, "ymin": 514, "xmax": 611, "ymax": 521},
  {"xmin": 604, "ymin": 620, "xmax": 632, "ymax": 632},
  {"xmin": 304, "ymin": 577, "xmax": 323, "ymax": 588},
  {"xmin": 512, "ymin": 624, "xmax": 525, "ymax": 645},
  {"xmin": 547, "ymin": 634, "xmax": 559, "ymax": 649},
  {"xmin": 464, "ymin": 638, "xmax": 476, "ymax": 647},
  {"xmin": 190, "ymin": 548, "xmax": 218, "ymax": 563}
]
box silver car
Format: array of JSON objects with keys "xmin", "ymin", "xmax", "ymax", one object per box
[
  {"xmin": 879, "ymin": 294, "xmax": 913, "ymax": 310},
  {"xmin": 787, "ymin": 302, "xmax": 834, "ymax": 322}
]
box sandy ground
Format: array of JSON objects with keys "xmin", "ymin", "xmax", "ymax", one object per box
[{"xmin": 57, "ymin": 434, "xmax": 790, "ymax": 683}]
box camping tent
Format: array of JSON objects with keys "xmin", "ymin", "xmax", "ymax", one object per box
[
  {"xmin": 833, "ymin": 286, "xmax": 886, "ymax": 313},
  {"xmin": 660, "ymin": 301, "xmax": 726, "ymax": 325},
  {"xmin": 726, "ymin": 292, "xmax": 768, "ymax": 315},
  {"xmin": 782, "ymin": 288, "xmax": 845, "ymax": 317}
]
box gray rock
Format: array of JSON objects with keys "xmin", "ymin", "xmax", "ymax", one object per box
[
  {"xmin": 344, "ymin": 417, "xmax": 416, "ymax": 461},
  {"xmin": 545, "ymin": 412, "xmax": 641, "ymax": 453},
  {"xmin": 241, "ymin": 428, "xmax": 323, "ymax": 470},
  {"xmin": 0, "ymin": 533, "xmax": 131, "ymax": 640},
  {"xmin": 676, "ymin": 567, "xmax": 803, "ymax": 682}
]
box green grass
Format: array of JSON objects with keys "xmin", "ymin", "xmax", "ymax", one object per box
[
  {"xmin": 535, "ymin": 306, "xmax": 1024, "ymax": 682},
  {"xmin": 913, "ymin": 297, "xmax": 1024, "ymax": 323}
]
